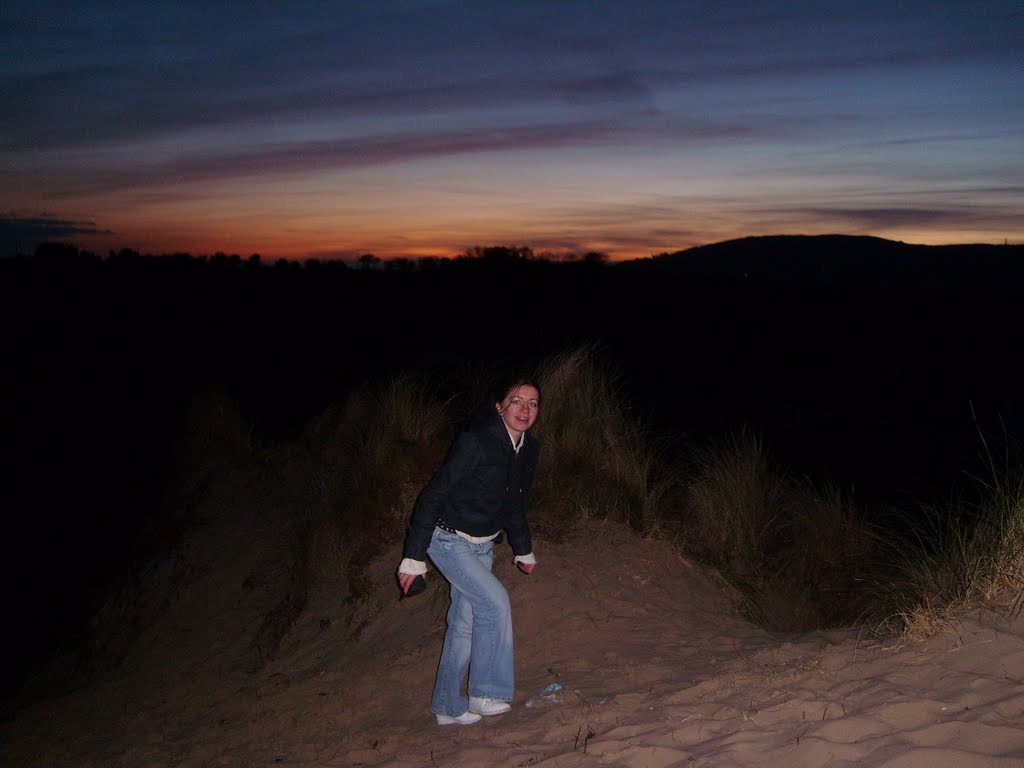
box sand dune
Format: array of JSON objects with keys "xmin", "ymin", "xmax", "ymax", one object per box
[{"xmin": 3, "ymin": 488, "xmax": 1023, "ymax": 767}]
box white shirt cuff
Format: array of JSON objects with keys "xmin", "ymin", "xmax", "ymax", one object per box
[
  {"xmin": 398, "ymin": 558, "xmax": 427, "ymax": 576},
  {"xmin": 513, "ymin": 552, "xmax": 536, "ymax": 565}
]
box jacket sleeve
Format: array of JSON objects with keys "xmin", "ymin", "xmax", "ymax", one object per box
[
  {"xmin": 402, "ymin": 432, "xmax": 481, "ymax": 560},
  {"xmin": 504, "ymin": 441, "xmax": 539, "ymax": 556}
]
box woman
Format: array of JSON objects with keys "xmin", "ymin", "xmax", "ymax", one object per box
[{"xmin": 397, "ymin": 378, "xmax": 542, "ymax": 725}]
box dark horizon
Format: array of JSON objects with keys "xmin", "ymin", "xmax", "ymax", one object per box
[{"xmin": 6, "ymin": 229, "xmax": 1023, "ymax": 263}]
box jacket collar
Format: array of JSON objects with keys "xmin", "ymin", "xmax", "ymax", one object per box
[{"xmin": 474, "ymin": 406, "xmax": 532, "ymax": 452}]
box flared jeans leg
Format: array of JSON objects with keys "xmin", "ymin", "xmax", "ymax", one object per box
[{"xmin": 427, "ymin": 528, "xmax": 514, "ymax": 717}]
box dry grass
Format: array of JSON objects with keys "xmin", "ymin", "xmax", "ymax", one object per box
[
  {"xmin": 286, "ymin": 344, "xmax": 680, "ymax": 601},
  {"xmin": 169, "ymin": 350, "xmax": 1024, "ymax": 640},
  {"xmin": 679, "ymin": 430, "xmax": 879, "ymax": 630},
  {"xmin": 265, "ymin": 377, "xmax": 454, "ymax": 607},
  {"xmin": 527, "ymin": 344, "xmax": 681, "ymax": 539},
  {"xmin": 258, "ymin": 346, "xmax": 682, "ymax": 641},
  {"xmin": 868, "ymin": 455, "xmax": 1024, "ymax": 637},
  {"xmin": 682, "ymin": 430, "xmax": 787, "ymax": 573}
]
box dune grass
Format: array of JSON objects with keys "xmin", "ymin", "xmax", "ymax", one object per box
[
  {"xmin": 289, "ymin": 345, "xmax": 678, "ymax": 606},
  {"xmin": 247, "ymin": 346, "xmax": 1024, "ymax": 637},
  {"xmin": 679, "ymin": 430, "xmax": 878, "ymax": 630},
  {"xmin": 681, "ymin": 430, "xmax": 787, "ymax": 574},
  {"xmin": 678, "ymin": 426, "xmax": 1024, "ymax": 634},
  {"xmin": 227, "ymin": 341, "xmax": 684, "ymax": 648},
  {"xmin": 292, "ymin": 376, "xmax": 454, "ymax": 597},
  {"xmin": 161, "ymin": 347, "xmax": 1023, "ymax": 648},
  {"xmin": 527, "ymin": 344, "xmax": 680, "ymax": 539},
  {"xmin": 866, "ymin": 449, "xmax": 1024, "ymax": 637},
  {"xmin": 286, "ymin": 345, "xmax": 882, "ymax": 633}
]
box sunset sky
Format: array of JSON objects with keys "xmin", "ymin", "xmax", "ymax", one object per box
[{"xmin": 2, "ymin": 1, "xmax": 1021, "ymax": 261}]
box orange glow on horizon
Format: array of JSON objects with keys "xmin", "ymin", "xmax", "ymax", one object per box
[{"xmin": 72, "ymin": 219, "xmax": 1020, "ymax": 265}]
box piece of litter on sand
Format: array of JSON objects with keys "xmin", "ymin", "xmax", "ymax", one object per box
[{"xmin": 524, "ymin": 682, "xmax": 564, "ymax": 708}]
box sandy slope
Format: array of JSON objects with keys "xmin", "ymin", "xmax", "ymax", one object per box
[{"xmin": 3, "ymin": 488, "xmax": 1024, "ymax": 768}]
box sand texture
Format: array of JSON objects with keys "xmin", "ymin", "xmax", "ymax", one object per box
[{"xmin": 3, "ymin": 491, "xmax": 1024, "ymax": 768}]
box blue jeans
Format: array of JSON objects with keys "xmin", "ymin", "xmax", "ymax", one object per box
[{"xmin": 427, "ymin": 528, "xmax": 514, "ymax": 717}]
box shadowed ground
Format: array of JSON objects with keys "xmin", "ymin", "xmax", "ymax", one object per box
[{"xmin": 3, "ymin": 466, "xmax": 1023, "ymax": 767}]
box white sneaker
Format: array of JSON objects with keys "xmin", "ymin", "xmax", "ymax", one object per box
[
  {"xmin": 468, "ymin": 696, "xmax": 512, "ymax": 716},
  {"xmin": 435, "ymin": 711, "xmax": 482, "ymax": 726}
]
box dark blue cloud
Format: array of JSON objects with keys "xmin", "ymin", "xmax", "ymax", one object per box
[
  {"xmin": 740, "ymin": 203, "xmax": 1020, "ymax": 234},
  {"xmin": 0, "ymin": 215, "xmax": 113, "ymax": 257},
  {"xmin": 801, "ymin": 206, "xmax": 1021, "ymax": 231},
  {"xmin": 29, "ymin": 110, "xmax": 812, "ymax": 199},
  {"xmin": 3, "ymin": 1, "xmax": 1019, "ymax": 152}
]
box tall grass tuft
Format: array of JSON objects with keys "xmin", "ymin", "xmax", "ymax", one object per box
[
  {"xmin": 683, "ymin": 430, "xmax": 786, "ymax": 574},
  {"xmin": 271, "ymin": 346, "xmax": 678, "ymax": 640},
  {"xmin": 977, "ymin": 440, "xmax": 1024, "ymax": 608},
  {"xmin": 868, "ymin": 454, "xmax": 1024, "ymax": 637},
  {"xmin": 285, "ymin": 345, "xmax": 676, "ymax": 613},
  {"xmin": 681, "ymin": 430, "xmax": 878, "ymax": 630},
  {"xmin": 527, "ymin": 344, "xmax": 679, "ymax": 539},
  {"xmin": 265, "ymin": 375, "xmax": 455, "ymax": 621},
  {"xmin": 767, "ymin": 480, "xmax": 878, "ymax": 629}
]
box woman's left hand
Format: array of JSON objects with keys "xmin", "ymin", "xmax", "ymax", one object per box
[
  {"xmin": 398, "ymin": 571, "xmax": 421, "ymax": 594},
  {"xmin": 517, "ymin": 562, "xmax": 535, "ymax": 575}
]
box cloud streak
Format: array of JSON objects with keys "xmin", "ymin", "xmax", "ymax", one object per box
[
  {"xmin": 0, "ymin": 215, "xmax": 113, "ymax": 256},
  {"xmin": 33, "ymin": 111, "xmax": 814, "ymax": 200},
  {"xmin": 1, "ymin": 1, "xmax": 1021, "ymax": 257},
  {"xmin": 798, "ymin": 206, "xmax": 1023, "ymax": 231},
  {"xmin": 4, "ymin": 2, "xmax": 1018, "ymax": 152}
]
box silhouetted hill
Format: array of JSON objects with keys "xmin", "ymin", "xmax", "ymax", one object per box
[{"xmin": 628, "ymin": 234, "xmax": 1024, "ymax": 296}]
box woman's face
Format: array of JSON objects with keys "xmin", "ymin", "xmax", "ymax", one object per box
[{"xmin": 495, "ymin": 384, "xmax": 540, "ymax": 439}]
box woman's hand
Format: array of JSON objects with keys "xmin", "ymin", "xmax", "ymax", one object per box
[
  {"xmin": 398, "ymin": 571, "xmax": 422, "ymax": 595},
  {"xmin": 517, "ymin": 562, "xmax": 535, "ymax": 575}
]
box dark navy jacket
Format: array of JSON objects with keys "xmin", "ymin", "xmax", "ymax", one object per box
[{"xmin": 403, "ymin": 407, "xmax": 540, "ymax": 561}]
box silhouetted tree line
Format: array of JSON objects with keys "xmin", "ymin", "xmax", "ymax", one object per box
[
  {"xmin": 19, "ymin": 241, "xmax": 609, "ymax": 271},
  {"xmin": 7, "ymin": 236, "xmax": 1022, "ymax": 456},
  {"xmin": 5, "ymin": 235, "xmax": 1020, "ymax": 524}
]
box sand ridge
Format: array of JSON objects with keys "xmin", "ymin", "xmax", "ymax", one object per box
[{"xmin": 3, "ymin": 498, "xmax": 1024, "ymax": 767}]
